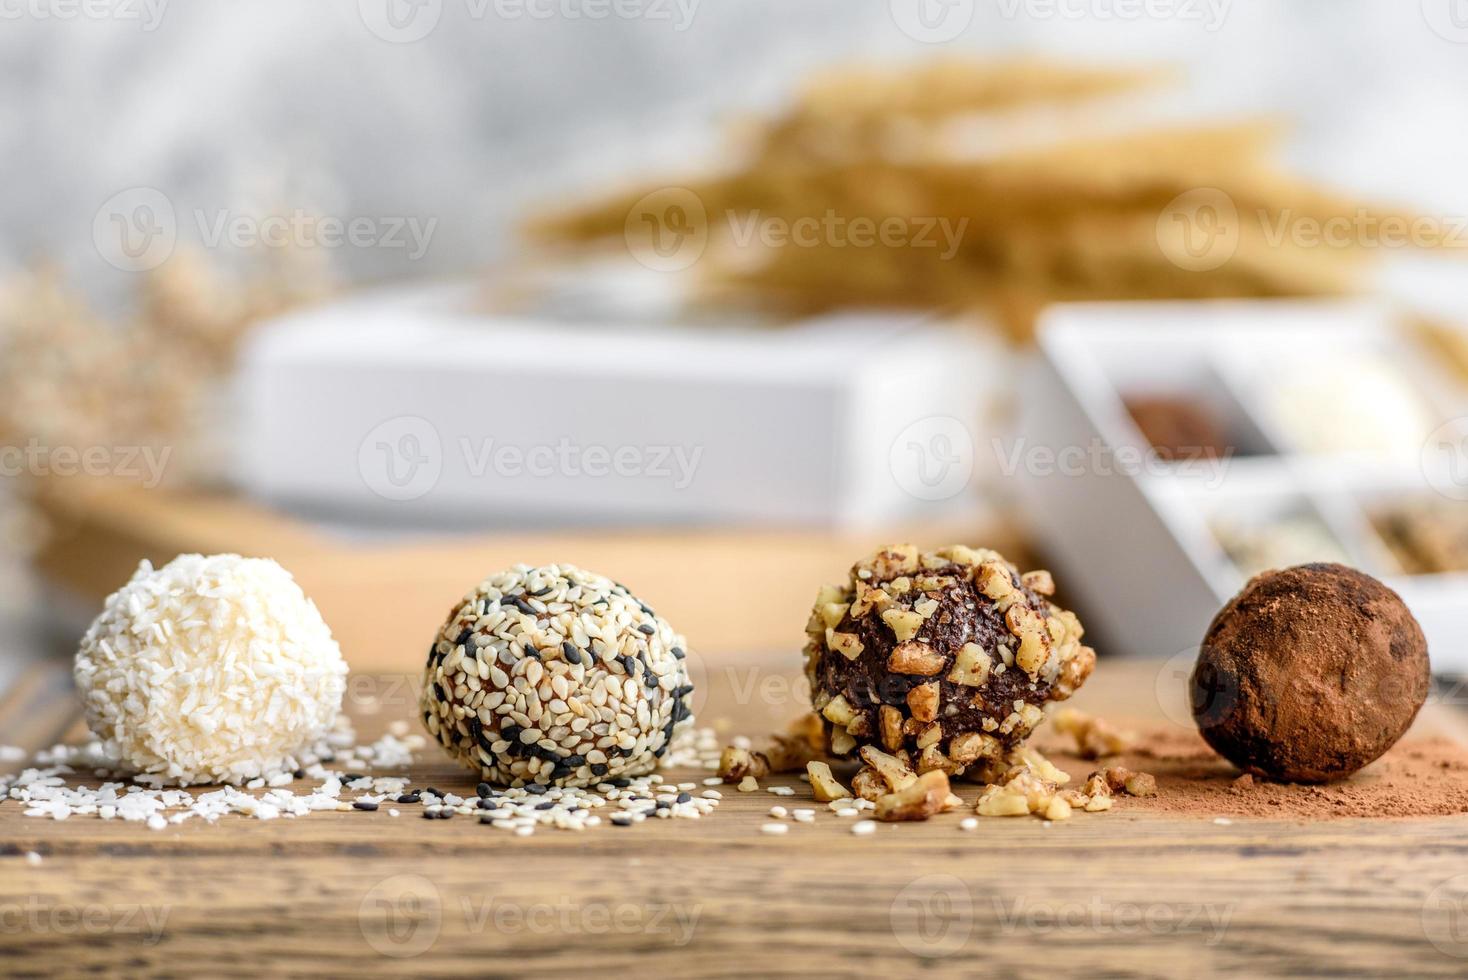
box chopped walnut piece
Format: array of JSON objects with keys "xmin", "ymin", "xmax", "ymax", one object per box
[
  {"xmin": 766, "ymin": 733, "xmax": 820, "ymax": 773},
  {"xmin": 786, "ymin": 712, "xmax": 826, "ymax": 752},
  {"xmin": 915, "ymin": 723, "xmax": 943, "ymax": 750},
  {"xmin": 881, "ymin": 608, "xmax": 925, "ymax": 642},
  {"xmin": 858, "ymin": 745, "xmax": 918, "ymax": 792},
  {"xmin": 1051, "ymin": 708, "xmax": 1133, "ymax": 760},
  {"xmin": 850, "ymin": 766, "xmax": 888, "ymax": 802},
  {"xmin": 719, "ymin": 746, "xmax": 771, "ymax": 783},
  {"xmin": 818, "ymin": 602, "xmax": 849, "ymax": 629},
  {"xmin": 888, "ymin": 641, "xmax": 946, "ymax": 676},
  {"xmin": 1021, "ymin": 569, "xmax": 1056, "ymax": 596},
  {"xmin": 825, "ymin": 630, "xmax": 864, "ymax": 661},
  {"xmin": 875, "ymin": 770, "xmax": 951, "ymax": 822},
  {"xmin": 738, "ymin": 776, "xmax": 759, "ymax": 792},
  {"xmin": 879, "ymin": 705, "xmax": 904, "ymax": 751},
  {"xmin": 947, "ymin": 643, "xmax": 992, "ymax": 687},
  {"xmin": 1012, "ymin": 747, "xmax": 1070, "ymax": 786},
  {"xmin": 1044, "ymin": 796, "xmax": 1072, "ymax": 821},
  {"xmin": 1051, "ymin": 644, "xmax": 1096, "ymax": 700},
  {"xmin": 820, "ymin": 693, "xmax": 858, "ymax": 727},
  {"xmin": 868, "ymin": 544, "xmax": 920, "ymax": 580},
  {"xmin": 906, "ymin": 682, "xmax": 940, "ymax": 723},
  {"xmin": 830, "ymin": 730, "xmax": 856, "ymax": 756},
  {"xmin": 1123, "ymin": 772, "xmax": 1157, "ymax": 797},
  {"xmin": 948, "ymin": 730, "xmax": 1001, "ymax": 765},
  {"xmin": 917, "ymin": 744, "xmax": 960, "ymax": 775},
  {"xmin": 975, "ymin": 785, "xmax": 1030, "ymax": 817},
  {"xmin": 807, "ymin": 761, "xmax": 851, "ymax": 802}
]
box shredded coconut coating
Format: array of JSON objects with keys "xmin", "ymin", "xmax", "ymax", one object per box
[
  {"xmin": 420, "ymin": 563, "xmax": 695, "ymax": 788},
  {"xmin": 73, "ymin": 553, "xmax": 348, "ymax": 786}
]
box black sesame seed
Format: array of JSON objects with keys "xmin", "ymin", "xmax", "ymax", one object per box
[
  {"xmin": 590, "ymin": 763, "xmax": 608, "ymax": 776},
  {"xmin": 671, "ymin": 647, "xmax": 686, "ymax": 660},
  {"xmin": 292, "ymin": 769, "xmax": 305, "ymax": 780},
  {"xmin": 343, "ymin": 772, "xmax": 364, "ymax": 782},
  {"xmin": 500, "ymin": 725, "xmax": 523, "ymax": 743},
  {"xmin": 610, "ymin": 777, "xmax": 631, "ymax": 788},
  {"xmin": 512, "ymin": 597, "xmax": 536, "ymax": 616},
  {"xmin": 457, "ymin": 628, "xmax": 474, "ymax": 649},
  {"xmin": 524, "ymin": 783, "xmax": 548, "ymax": 795},
  {"xmin": 611, "ymin": 814, "xmax": 634, "ymax": 827},
  {"xmin": 437, "ymin": 809, "xmax": 454, "ymax": 820},
  {"xmin": 655, "ymin": 800, "xmax": 671, "ymax": 810},
  {"xmin": 673, "ymin": 684, "xmax": 695, "ymax": 698},
  {"xmin": 421, "ymin": 810, "xmax": 438, "ymax": 820},
  {"xmin": 479, "ymin": 813, "xmax": 499, "ymax": 824},
  {"xmin": 397, "ymin": 793, "xmax": 420, "ymax": 805},
  {"xmin": 637, "ymin": 623, "xmax": 656, "ymax": 636},
  {"xmin": 530, "ymin": 586, "xmax": 553, "ymax": 597},
  {"xmin": 353, "ymin": 801, "xmax": 379, "ymax": 812},
  {"xmin": 425, "ymin": 787, "xmax": 443, "ymax": 797},
  {"xmin": 476, "ymin": 799, "xmax": 498, "ymax": 811},
  {"xmin": 561, "ymin": 641, "xmax": 581, "ymax": 663},
  {"xmin": 433, "ymin": 682, "xmax": 447, "ymax": 703},
  {"xmin": 676, "ymin": 792, "xmax": 691, "ymax": 803},
  {"xmin": 535, "ymin": 801, "xmax": 555, "ymax": 810},
  {"xmin": 476, "ymin": 782, "xmax": 493, "ymax": 799}
]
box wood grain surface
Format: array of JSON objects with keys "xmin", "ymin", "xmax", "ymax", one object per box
[{"xmin": 4, "ymin": 656, "xmax": 1468, "ymax": 978}]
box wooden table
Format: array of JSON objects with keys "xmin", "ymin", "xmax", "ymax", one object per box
[{"xmin": 4, "ymin": 655, "xmax": 1468, "ymax": 978}]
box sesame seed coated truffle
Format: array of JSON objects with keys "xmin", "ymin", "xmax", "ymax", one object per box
[
  {"xmin": 804, "ymin": 544, "xmax": 1095, "ymax": 777},
  {"xmin": 73, "ymin": 553, "xmax": 348, "ymax": 786},
  {"xmin": 420, "ymin": 564, "xmax": 696, "ymax": 788}
]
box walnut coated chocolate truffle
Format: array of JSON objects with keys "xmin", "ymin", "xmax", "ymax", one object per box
[
  {"xmin": 1191, "ymin": 562, "xmax": 1429, "ymax": 784},
  {"xmin": 803, "ymin": 544, "xmax": 1095, "ymax": 776}
]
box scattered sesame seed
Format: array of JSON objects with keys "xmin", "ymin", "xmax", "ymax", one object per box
[
  {"xmin": 960, "ymin": 817, "xmax": 978, "ymax": 831},
  {"xmin": 759, "ymin": 822, "xmax": 788, "ymax": 835},
  {"xmin": 851, "ymin": 820, "xmax": 877, "ymax": 836}
]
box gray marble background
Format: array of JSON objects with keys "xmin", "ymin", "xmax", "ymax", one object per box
[{"xmin": 0, "ymin": 0, "xmax": 1465, "ymax": 301}]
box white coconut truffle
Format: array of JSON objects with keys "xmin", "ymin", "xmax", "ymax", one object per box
[
  {"xmin": 74, "ymin": 553, "xmax": 348, "ymax": 786},
  {"xmin": 421, "ymin": 563, "xmax": 695, "ymax": 788}
]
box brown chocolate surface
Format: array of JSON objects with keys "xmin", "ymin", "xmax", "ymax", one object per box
[
  {"xmin": 815, "ymin": 563, "xmax": 1054, "ymax": 749},
  {"xmin": 1192, "ymin": 562, "xmax": 1430, "ymax": 783}
]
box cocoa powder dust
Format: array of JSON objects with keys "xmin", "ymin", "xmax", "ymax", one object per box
[{"xmin": 1034, "ymin": 726, "xmax": 1468, "ymax": 820}]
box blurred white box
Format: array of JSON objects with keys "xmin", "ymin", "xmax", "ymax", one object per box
[
  {"xmin": 1017, "ymin": 299, "xmax": 1468, "ymax": 673},
  {"xmin": 235, "ymin": 281, "xmax": 1002, "ymax": 529}
]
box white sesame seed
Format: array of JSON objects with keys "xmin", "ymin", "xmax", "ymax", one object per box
[
  {"xmin": 759, "ymin": 822, "xmax": 788, "ymax": 835},
  {"xmin": 851, "ymin": 820, "xmax": 877, "ymax": 836},
  {"xmin": 959, "ymin": 817, "xmax": 978, "ymax": 831}
]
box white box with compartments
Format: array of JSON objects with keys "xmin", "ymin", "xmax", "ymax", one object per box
[{"xmin": 1016, "ymin": 299, "xmax": 1468, "ymax": 674}]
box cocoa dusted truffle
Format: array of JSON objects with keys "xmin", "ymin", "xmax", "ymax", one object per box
[
  {"xmin": 1191, "ymin": 562, "xmax": 1429, "ymax": 783},
  {"xmin": 803, "ymin": 544, "xmax": 1095, "ymax": 777}
]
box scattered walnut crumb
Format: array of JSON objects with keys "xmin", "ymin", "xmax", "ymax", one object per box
[
  {"xmin": 1051, "ymin": 708, "xmax": 1133, "ymax": 760},
  {"xmin": 738, "ymin": 776, "xmax": 759, "ymax": 793},
  {"xmin": 719, "ymin": 746, "xmax": 771, "ymax": 783},
  {"xmin": 807, "ymin": 761, "xmax": 851, "ymax": 802},
  {"xmin": 876, "ymin": 770, "xmax": 951, "ymax": 822}
]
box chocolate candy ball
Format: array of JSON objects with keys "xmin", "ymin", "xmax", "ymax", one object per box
[
  {"xmin": 420, "ymin": 563, "xmax": 695, "ymax": 788},
  {"xmin": 1191, "ymin": 563, "xmax": 1429, "ymax": 783},
  {"xmin": 803, "ymin": 544, "xmax": 1095, "ymax": 776}
]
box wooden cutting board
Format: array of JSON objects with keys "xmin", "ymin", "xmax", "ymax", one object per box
[{"xmin": 4, "ymin": 657, "xmax": 1468, "ymax": 977}]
